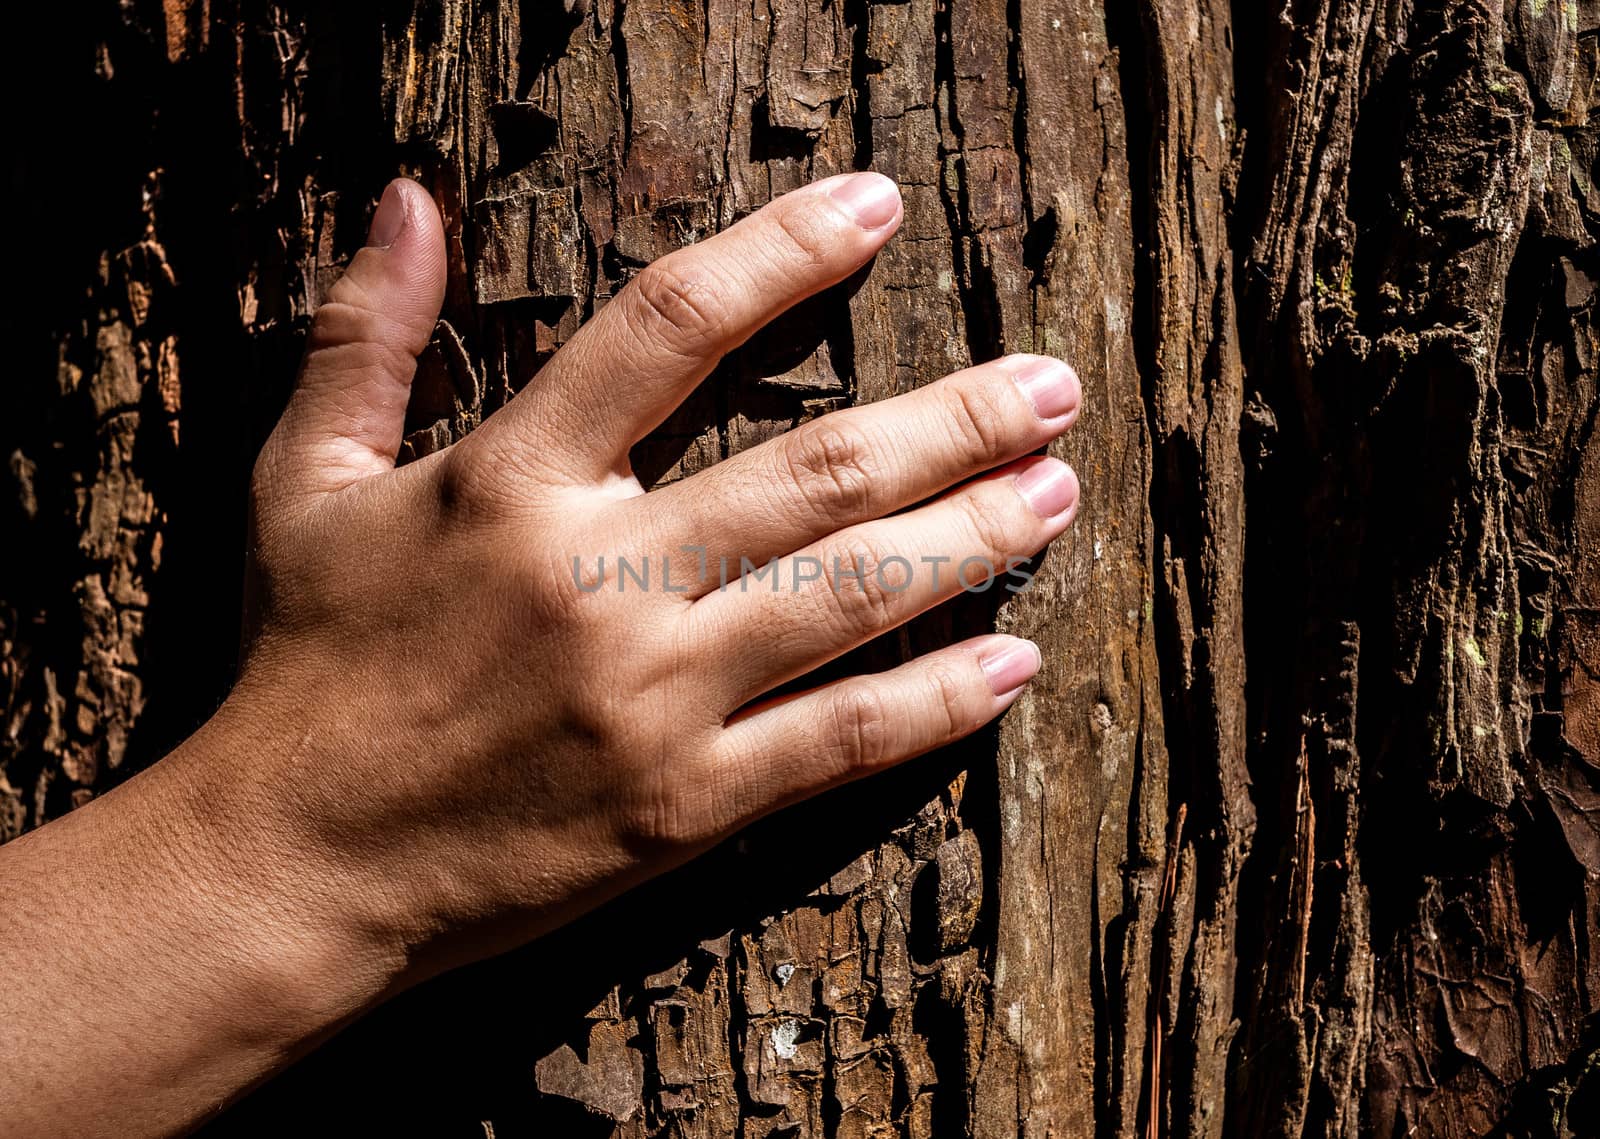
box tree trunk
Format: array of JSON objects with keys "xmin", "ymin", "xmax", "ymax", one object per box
[{"xmin": 3, "ymin": 1, "xmax": 1597, "ymax": 1135}]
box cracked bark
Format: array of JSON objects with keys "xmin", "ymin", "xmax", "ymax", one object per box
[{"xmin": 3, "ymin": 1, "xmax": 1598, "ymax": 1136}]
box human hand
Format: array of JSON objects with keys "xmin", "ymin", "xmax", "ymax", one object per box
[{"xmin": 231, "ymin": 172, "xmax": 1082, "ymax": 983}]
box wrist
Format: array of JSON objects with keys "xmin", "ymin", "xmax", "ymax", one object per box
[
  {"xmin": 158, "ymin": 691, "xmax": 418, "ymax": 1038},
  {"xmin": 0, "ymin": 688, "xmax": 420, "ymax": 1136}
]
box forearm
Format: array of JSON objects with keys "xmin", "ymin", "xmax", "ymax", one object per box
[{"xmin": 0, "ymin": 702, "xmax": 402, "ymax": 1139}]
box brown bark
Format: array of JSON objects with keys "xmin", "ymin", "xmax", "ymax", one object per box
[{"xmin": 2, "ymin": 1, "xmax": 1596, "ymax": 1136}]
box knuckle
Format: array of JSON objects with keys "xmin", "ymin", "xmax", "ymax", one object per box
[
  {"xmin": 942, "ymin": 379, "xmax": 1011, "ymax": 466},
  {"xmin": 626, "ymin": 787, "xmax": 687, "ymax": 851},
  {"xmin": 528, "ymin": 540, "xmax": 625, "ymax": 630},
  {"xmin": 925, "ymin": 660, "xmax": 972, "ymax": 739},
  {"xmin": 547, "ymin": 684, "xmax": 692, "ymax": 856},
  {"xmin": 823, "ymin": 536, "xmax": 901, "ymax": 634},
  {"xmin": 542, "ymin": 522, "xmax": 672, "ymax": 613},
  {"xmin": 621, "ymin": 765, "xmax": 711, "ymax": 853},
  {"xmin": 957, "ymin": 486, "xmax": 1018, "ymax": 558},
  {"xmin": 306, "ymin": 295, "xmax": 420, "ymax": 380},
  {"xmin": 829, "ymin": 684, "xmax": 893, "ymax": 776},
  {"xmin": 768, "ymin": 203, "xmax": 834, "ymax": 271},
  {"xmin": 696, "ymin": 760, "xmax": 759, "ymax": 844},
  {"xmin": 782, "ymin": 423, "xmax": 877, "ymax": 522},
  {"xmin": 309, "ymin": 279, "xmax": 382, "ymax": 345},
  {"xmin": 629, "ymin": 259, "xmax": 729, "ymax": 355}
]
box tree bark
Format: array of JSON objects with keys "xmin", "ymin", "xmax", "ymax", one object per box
[{"xmin": 2, "ymin": 1, "xmax": 1597, "ymax": 1136}]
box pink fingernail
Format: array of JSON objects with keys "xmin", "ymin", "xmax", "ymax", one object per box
[
  {"xmin": 1013, "ymin": 458, "xmax": 1078, "ymax": 519},
  {"xmin": 367, "ymin": 181, "xmax": 409, "ymax": 248},
  {"xmin": 827, "ymin": 172, "xmax": 901, "ymax": 229},
  {"xmin": 1010, "ymin": 356, "xmax": 1081, "ymax": 421},
  {"xmin": 980, "ymin": 638, "xmax": 1042, "ymax": 696}
]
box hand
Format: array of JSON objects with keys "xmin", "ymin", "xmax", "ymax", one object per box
[
  {"xmin": 233, "ymin": 172, "xmax": 1083, "ymax": 979},
  {"xmin": 0, "ymin": 172, "xmax": 1082, "ymax": 1138}
]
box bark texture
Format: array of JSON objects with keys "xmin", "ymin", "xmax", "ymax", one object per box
[{"xmin": 3, "ymin": 2, "xmax": 1598, "ymax": 1136}]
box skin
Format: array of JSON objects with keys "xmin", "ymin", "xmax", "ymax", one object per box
[{"xmin": 0, "ymin": 173, "xmax": 1081, "ymax": 1137}]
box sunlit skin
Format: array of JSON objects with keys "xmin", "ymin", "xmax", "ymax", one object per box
[{"xmin": 0, "ymin": 173, "xmax": 1081, "ymax": 1138}]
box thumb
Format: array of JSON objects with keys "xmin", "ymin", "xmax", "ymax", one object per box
[{"xmin": 259, "ymin": 178, "xmax": 448, "ymax": 502}]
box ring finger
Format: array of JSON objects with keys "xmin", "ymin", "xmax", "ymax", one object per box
[{"xmin": 690, "ymin": 454, "xmax": 1079, "ymax": 705}]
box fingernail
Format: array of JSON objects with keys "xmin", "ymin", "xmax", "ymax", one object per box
[
  {"xmin": 1014, "ymin": 458, "xmax": 1078, "ymax": 518},
  {"xmin": 1010, "ymin": 356, "xmax": 1080, "ymax": 421},
  {"xmin": 980, "ymin": 638, "xmax": 1042, "ymax": 696},
  {"xmin": 367, "ymin": 181, "xmax": 409, "ymax": 248},
  {"xmin": 828, "ymin": 172, "xmax": 901, "ymax": 229}
]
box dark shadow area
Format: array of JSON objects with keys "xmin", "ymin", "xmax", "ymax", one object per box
[
  {"xmin": 489, "ymin": 99, "xmax": 562, "ymax": 173},
  {"xmin": 515, "ymin": 0, "xmax": 586, "ymax": 102},
  {"xmin": 125, "ymin": 5, "xmax": 402, "ymax": 776},
  {"xmin": 0, "ymin": 6, "xmax": 171, "ymax": 822},
  {"xmin": 1487, "ymin": 1012, "xmax": 1600, "ymax": 1138},
  {"xmin": 749, "ymin": 95, "xmax": 818, "ymax": 164}
]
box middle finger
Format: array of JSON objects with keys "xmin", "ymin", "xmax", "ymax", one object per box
[{"xmin": 634, "ymin": 354, "xmax": 1080, "ymax": 594}]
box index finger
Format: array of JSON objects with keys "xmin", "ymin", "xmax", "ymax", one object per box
[{"xmin": 470, "ymin": 172, "xmax": 902, "ymax": 484}]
